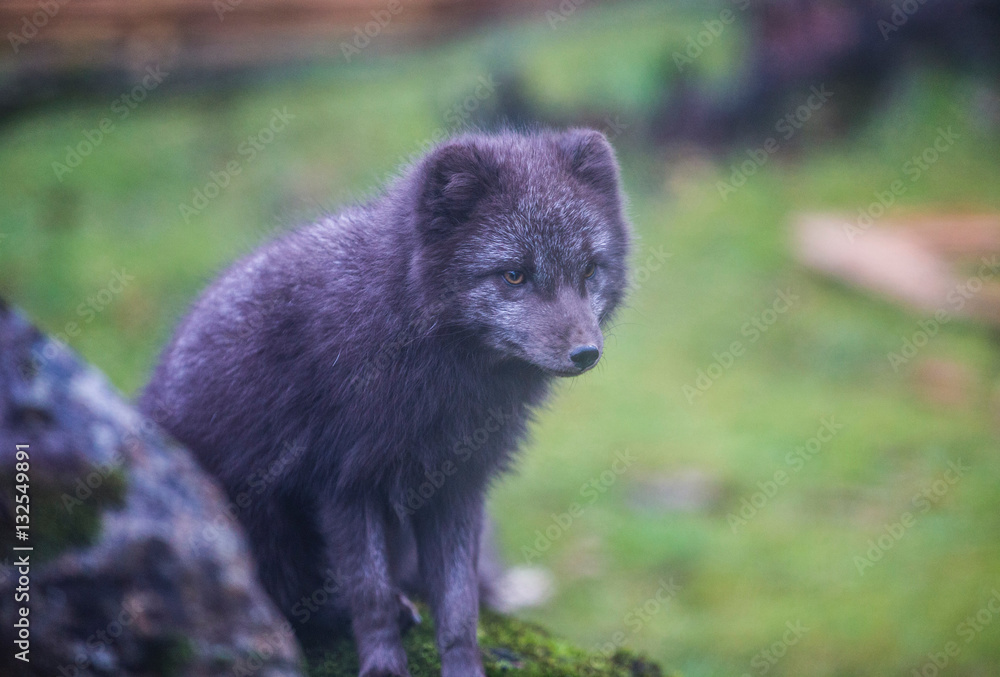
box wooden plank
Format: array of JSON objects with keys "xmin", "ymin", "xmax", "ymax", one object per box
[{"xmin": 793, "ymin": 212, "xmax": 1000, "ymax": 325}]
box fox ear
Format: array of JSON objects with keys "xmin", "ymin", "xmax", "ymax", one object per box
[
  {"xmin": 417, "ymin": 140, "xmax": 500, "ymax": 241},
  {"xmin": 558, "ymin": 129, "xmax": 620, "ymax": 196}
]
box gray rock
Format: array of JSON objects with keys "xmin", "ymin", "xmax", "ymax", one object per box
[{"xmin": 0, "ymin": 299, "xmax": 303, "ymax": 677}]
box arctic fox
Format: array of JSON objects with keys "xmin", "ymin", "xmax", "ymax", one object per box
[{"xmin": 141, "ymin": 129, "xmax": 632, "ymax": 677}]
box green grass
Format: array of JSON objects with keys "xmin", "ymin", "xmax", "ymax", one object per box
[{"xmin": 3, "ymin": 2, "xmax": 1000, "ymax": 675}]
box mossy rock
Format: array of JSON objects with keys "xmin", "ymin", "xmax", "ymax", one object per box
[
  {"xmin": 0, "ymin": 302, "xmax": 303, "ymax": 676},
  {"xmin": 306, "ymin": 609, "xmax": 672, "ymax": 677}
]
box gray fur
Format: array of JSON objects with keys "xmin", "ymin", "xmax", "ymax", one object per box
[{"xmin": 141, "ymin": 129, "xmax": 632, "ymax": 677}]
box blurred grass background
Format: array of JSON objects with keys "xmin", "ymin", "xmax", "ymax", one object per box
[{"xmin": 3, "ymin": 1, "xmax": 1000, "ymax": 675}]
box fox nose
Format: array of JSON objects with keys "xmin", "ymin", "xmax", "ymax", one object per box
[{"xmin": 569, "ymin": 345, "xmax": 600, "ymax": 370}]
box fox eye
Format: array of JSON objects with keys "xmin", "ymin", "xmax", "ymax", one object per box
[
  {"xmin": 583, "ymin": 262, "xmax": 597, "ymax": 279},
  {"xmin": 502, "ymin": 270, "xmax": 526, "ymax": 286}
]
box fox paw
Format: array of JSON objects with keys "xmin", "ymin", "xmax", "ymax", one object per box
[
  {"xmin": 440, "ymin": 646, "xmax": 485, "ymax": 677},
  {"xmin": 359, "ymin": 648, "xmax": 410, "ymax": 677}
]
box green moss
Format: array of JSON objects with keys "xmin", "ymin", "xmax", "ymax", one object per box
[
  {"xmin": 146, "ymin": 633, "xmax": 196, "ymax": 677},
  {"xmin": 0, "ymin": 465, "xmax": 128, "ymax": 564},
  {"xmin": 305, "ymin": 609, "xmax": 672, "ymax": 677}
]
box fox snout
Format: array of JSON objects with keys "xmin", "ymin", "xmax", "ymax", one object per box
[
  {"xmin": 561, "ymin": 326, "xmax": 603, "ymax": 374},
  {"xmin": 533, "ymin": 288, "xmax": 604, "ymax": 376}
]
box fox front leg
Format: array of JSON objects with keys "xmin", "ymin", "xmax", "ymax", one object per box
[
  {"xmin": 413, "ymin": 492, "xmax": 486, "ymax": 677},
  {"xmin": 322, "ymin": 499, "xmax": 411, "ymax": 677}
]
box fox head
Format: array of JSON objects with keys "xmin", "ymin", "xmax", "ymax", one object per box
[{"xmin": 408, "ymin": 130, "xmax": 632, "ymax": 376}]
